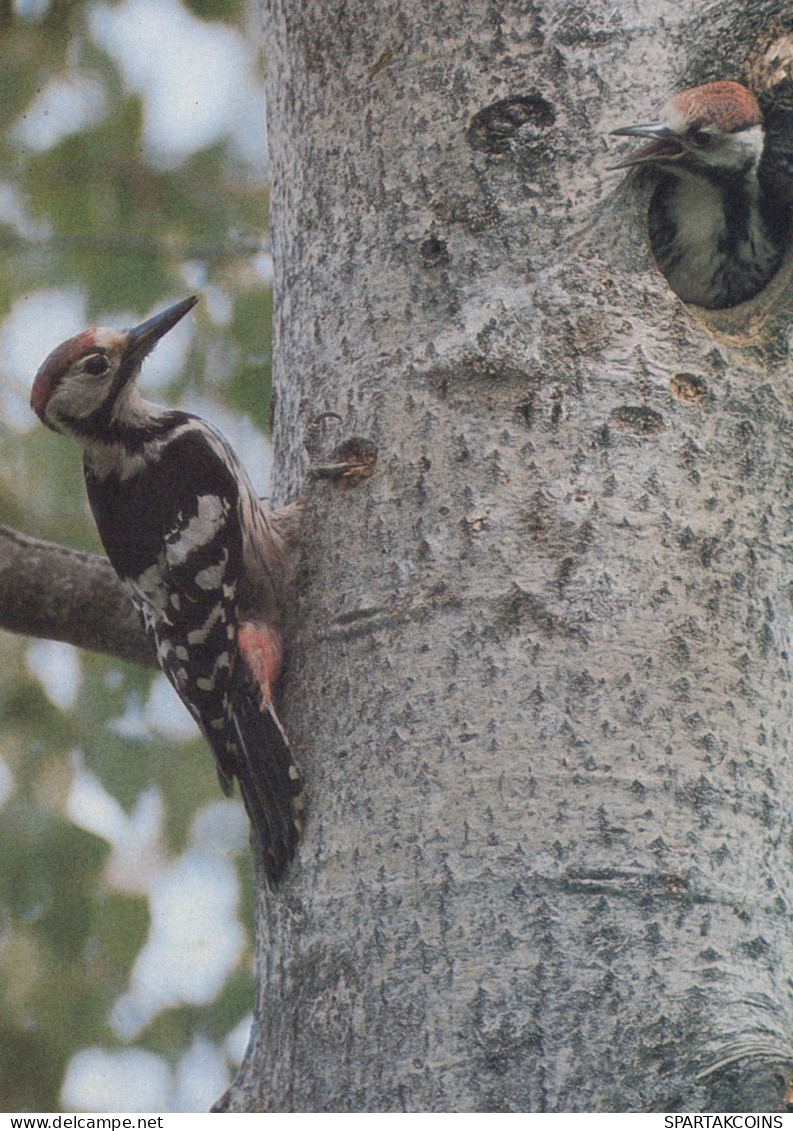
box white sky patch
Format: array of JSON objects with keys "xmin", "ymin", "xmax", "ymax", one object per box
[
  {"xmin": 88, "ymin": 0, "xmax": 266, "ymax": 170},
  {"xmin": 0, "ymin": 756, "xmax": 15, "ymax": 807},
  {"xmin": 66, "ymin": 754, "xmax": 129, "ymax": 844},
  {"xmin": 26, "ymin": 639, "xmax": 82, "ymax": 710},
  {"xmin": 11, "ymin": 74, "xmax": 108, "ymax": 152},
  {"xmin": 180, "ymin": 260, "xmax": 207, "ymax": 292},
  {"xmin": 110, "ymin": 673, "xmax": 202, "ymax": 744},
  {"xmin": 172, "ymin": 1036, "xmax": 229, "ymax": 1113},
  {"xmin": 228, "ymin": 83, "xmax": 268, "ymax": 171},
  {"xmin": 252, "ymin": 252, "xmax": 274, "ymax": 283},
  {"xmin": 0, "ymin": 180, "xmax": 52, "ymax": 241},
  {"xmin": 66, "ymin": 753, "xmax": 165, "ymax": 894},
  {"xmin": 190, "ymin": 799, "xmax": 248, "ymax": 855},
  {"xmin": 14, "ymin": 0, "xmax": 50, "ymax": 20},
  {"xmin": 204, "ymin": 285, "xmax": 232, "ymax": 326},
  {"xmin": 61, "ymin": 1038, "xmax": 229, "ymax": 1113},
  {"xmin": 107, "ymin": 693, "xmax": 149, "ymax": 740},
  {"xmin": 61, "ymin": 1047, "xmax": 171, "ymax": 1113},
  {"xmin": 104, "ymin": 667, "xmax": 124, "ymax": 691},
  {"xmin": 145, "ymin": 672, "xmax": 201, "ymax": 742},
  {"xmin": 224, "ymin": 1013, "xmax": 253, "ymax": 1066},
  {"xmin": 110, "ymin": 847, "xmax": 246, "ymax": 1039},
  {"xmin": 0, "ymin": 288, "xmax": 86, "ymax": 433}
]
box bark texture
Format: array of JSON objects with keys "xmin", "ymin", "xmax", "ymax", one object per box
[
  {"xmin": 225, "ymin": 0, "xmax": 793, "ymax": 1111},
  {"xmin": 0, "ymin": 525, "xmax": 154, "ymax": 667}
]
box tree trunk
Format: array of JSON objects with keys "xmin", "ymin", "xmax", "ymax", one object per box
[{"xmin": 222, "ymin": 0, "xmax": 793, "ymax": 1111}]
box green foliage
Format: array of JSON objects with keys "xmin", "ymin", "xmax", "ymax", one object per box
[{"xmin": 0, "ymin": 0, "xmax": 270, "ymax": 1112}]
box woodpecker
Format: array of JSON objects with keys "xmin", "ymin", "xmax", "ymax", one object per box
[
  {"xmin": 612, "ymin": 80, "xmax": 791, "ymax": 309},
  {"xmin": 31, "ymin": 296, "xmax": 304, "ymax": 883}
]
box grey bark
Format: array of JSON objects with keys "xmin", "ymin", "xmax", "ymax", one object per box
[
  {"xmin": 221, "ymin": 0, "xmax": 793, "ymax": 1113},
  {"xmin": 0, "ymin": 524, "xmax": 154, "ymax": 667}
]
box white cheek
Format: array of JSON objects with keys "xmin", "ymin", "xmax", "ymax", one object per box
[
  {"xmin": 48, "ymin": 375, "xmax": 111, "ymax": 421},
  {"xmin": 702, "ymin": 126, "xmax": 764, "ymax": 170}
]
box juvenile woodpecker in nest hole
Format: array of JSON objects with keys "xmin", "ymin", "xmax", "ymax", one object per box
[
  {"xmin": 31, "ymin": 296, "xmax": 304, "ymax": 883},
  {"xmin": 612, "ymin": 80, "xmax": 792, "ymax": 309}
]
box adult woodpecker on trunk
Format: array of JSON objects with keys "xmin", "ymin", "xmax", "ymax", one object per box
[
  {"xmin": 612, "ymin": 80, "xmax": 791, "ymax": 309},
  {"xmin": 30, "ymin": 296, "xmax": 304, "ymax": 883}
]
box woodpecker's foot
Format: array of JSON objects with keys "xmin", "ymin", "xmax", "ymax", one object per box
[
  {"xmin": 308, "ymin": 436, "xmax": 377, "ymax": 487},
  {"xmin": 237, "ymin": 620, "xmax": 283, "ymax": 711}
]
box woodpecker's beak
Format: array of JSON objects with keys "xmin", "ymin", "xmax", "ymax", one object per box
[
  {"xmin": 610, "ymin": 123, "xmax": 684, "ymax": 168},
  {"xmin": 123, "ymin": 295, "xmax": 198, "ymax": 369}
]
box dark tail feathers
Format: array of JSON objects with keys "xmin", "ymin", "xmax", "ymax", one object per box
[{"xmin": 227, "ymin": 673, "xmax": 305, "ymax": 884}]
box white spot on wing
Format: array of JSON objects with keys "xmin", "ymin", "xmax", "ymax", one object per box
[
  {"xmin": 166, "ymin": 495, "xmax": 228, "ymax": 567},
  {"xmin": 126, "ymin": 565, "xmax": 170, "ymax": 617},
  {"xmin": 195, "ymin": 552, "xmax": 228, "ymax": 590},
  {"xmin": 186, "ymin": 602, "xmax": 228, "ymax": 645}
]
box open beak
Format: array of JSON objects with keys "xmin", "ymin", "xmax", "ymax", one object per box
[
  {"xmin": 123, "ymin": 295, "xmax": 198, "ymax": 368},
  {"xmin": 610, "ymin": 123, "xmax": 684, "ymax": 168}
]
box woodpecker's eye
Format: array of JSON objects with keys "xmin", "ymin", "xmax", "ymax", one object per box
[
  {"xmin": 689, "ymin": 128, "xmax": 713, "ymax": 146},
  {"xmin": 82, "ymin": 354, "xmax": 109, "ymax": 377}
]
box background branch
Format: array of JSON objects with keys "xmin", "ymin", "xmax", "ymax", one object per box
[{"xmin": 0, "ymin": 524, "xmax": 156, "ymax": 668}]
